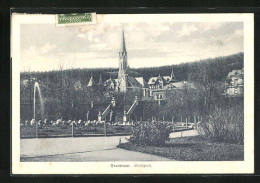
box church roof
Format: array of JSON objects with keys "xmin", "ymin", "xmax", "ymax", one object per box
[
  {"xmin": 128, "ymin": 76, "xmax": 144, "ymax": 88},
  {"xmin": 135, "ymin": 77, "xmax": 148, "ymax": 87}
]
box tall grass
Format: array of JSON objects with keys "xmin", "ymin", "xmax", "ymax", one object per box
[{"xmin": 198, "ymin": 102, "xmax": 244, "ymax": 144}]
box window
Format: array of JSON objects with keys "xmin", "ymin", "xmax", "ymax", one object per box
[
  {"xmin": 234, "ymin": 79, "xmax": 238, "ymax": 86},
  {"xmin": 234, "ymin": 88, "xmax": 238, "ymax": 94}
]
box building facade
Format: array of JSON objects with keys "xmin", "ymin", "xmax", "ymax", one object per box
[
  {"xmin": 225, "ymin": 69, "xmax": 244, "ymax": 97},
  {"xmin": 147, "ymin": 68, "xmax": 188, "ymax": 100}
]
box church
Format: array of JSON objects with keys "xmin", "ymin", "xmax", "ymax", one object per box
[
  {"xmin": 103, "ymin": 30, "xmax": 148, "ymax": 94},
  {"xmin": 87, "ymin": 30, "xmax": 186, "ymax": 99}
]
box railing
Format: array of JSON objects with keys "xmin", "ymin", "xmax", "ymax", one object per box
[
  {"xmin": 127, "ymin": 100, "xmax": 138, "ymax": 115},
  {"xmin": 101, "ymin": 104, "xmax": 111, "ymax": 120}
]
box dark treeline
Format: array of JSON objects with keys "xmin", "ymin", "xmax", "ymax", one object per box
[
  {"xmin": 133, "ymin": 52, "xmax": 243, "ymax": 82},
  {"xmin": 21, "ymin": 52, "xmax": 243, "ymax": 84}
]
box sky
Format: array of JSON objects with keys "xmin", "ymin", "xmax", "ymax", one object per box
[{"xmin": 20, "ymin": 15, "xmax": 243, "ymax": 72}]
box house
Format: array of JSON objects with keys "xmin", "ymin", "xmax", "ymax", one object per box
[
  {"xmin": 147, "ymin": 69, "xmax": 188, "ymax": 100},
  {"xmin": 225, "ymin": 69, "xmax": 244, "ymax": 97}
]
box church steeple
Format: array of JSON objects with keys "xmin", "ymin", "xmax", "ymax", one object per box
[
  {"xmin": 87, "ymin": 72, "xmax": 95, "ymax": 87},
  {"xmin": 98, "ymin": 73, "xmax": 103, "ymax": 85},
  {"xmin": 117, "ymin": 30, "xmax": 128, "ymax": 92},
  {"xmin": 118, "ymin": 29, "xmax": 127, "ymax": 72},
  {"xmin": 170, "ymin": 67, "xmax": 176, "ymax": 82},
  {"xmin": 120, "ymin": 30, "xmax": 127, "ymax": 53}
]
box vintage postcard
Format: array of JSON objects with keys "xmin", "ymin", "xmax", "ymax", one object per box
[{"xmin": 11, "ymin": 13, "xmax": 254, "ymax": 174}]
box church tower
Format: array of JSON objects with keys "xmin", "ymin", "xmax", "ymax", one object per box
[{"xmin": 117, "ymin": 30, "xmax": 128, "ymax": 92}]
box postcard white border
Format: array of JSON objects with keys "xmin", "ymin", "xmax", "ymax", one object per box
[{"xmin": 11, "ymin": 13, "xmax": 254, "ymax": 174}]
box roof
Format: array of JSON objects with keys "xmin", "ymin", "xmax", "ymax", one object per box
[
  {"xmin": 171, "ymin": 82, "xmax": 186, "ymax": 88},
  {"xmin": 163, "ymin": 76, "xmax": 171, "ymax": 82},
  {"xmin": 128, "ymin": 76, "xmax": 143, "ymax": 88},
  {"xmin": 135, "ymin": 77, "xmax": 148, "ymax": 87},
  {"xmin": 227, "ymin": 69, "xmax": 244, "ymax": 79},
  {"xmin": 166, "ymin": 81, "xmax": 193, "ymax": 89},
  {"xmin": 104, "ymin": 78, "xmax": 117, "ymax": 85},
  {"xmin": 170, "ymin": 68, "xmax": 177, "ymax": 80},
  {"xmin": 148, "ymin": 76, "xmax": 171, "ymax": 85},
  {"xmin": 87, "ymin": 77, "xmax": 95, "ymax": 87},
  {"xmin": 148, "ymin": 77, "xmax": 158, "ymax": 84}
]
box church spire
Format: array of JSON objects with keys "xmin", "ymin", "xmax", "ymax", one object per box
[
  {"xmin": 117, "ymin": 29, "xmax": 128, "ymax": 92},
  {"xmin": 87, "ymin": 72, "xmax": 95, "ymax": 87},
  {"xmin": 170, "ymin": 67, "xmax": 176, "ymax": 81},
  {"xmin": 98, "ymin": 73, "xmax": 103, "ymax": 85},
  {"xmin": 120, "ymin": 29, "xmax": 127, "ymax": 53}
]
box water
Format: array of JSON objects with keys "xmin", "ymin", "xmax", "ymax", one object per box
[{"xmin": 34, "ymin": 82, "xmax": 44, "ymax": 120}]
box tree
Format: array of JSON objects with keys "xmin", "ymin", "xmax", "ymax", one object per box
[{"xmin": 188, "ymin": 62, "xmax": 219, "ymax": 114}]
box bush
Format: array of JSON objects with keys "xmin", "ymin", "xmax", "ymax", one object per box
[
  {"xmin": 198, "ymin": 102, "xmax": 244, "ymax": 144},
  {"xmin": 129, "ymin": 121, "xmax": 172, "ymax": 146}
]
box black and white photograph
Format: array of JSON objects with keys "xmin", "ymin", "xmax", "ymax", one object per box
[{"xmin": 11, "ymin": 13, "xmax": 254, "ymax": 174}]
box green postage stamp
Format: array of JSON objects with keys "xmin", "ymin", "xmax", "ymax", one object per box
[{"xmin": 56, "ymin": 13, "xmax": 97, "ymax": 26}]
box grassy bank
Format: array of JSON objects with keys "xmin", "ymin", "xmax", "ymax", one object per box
[{"xmin": 118, "ymin": 136, "xmax": 243, "ymax": 161}]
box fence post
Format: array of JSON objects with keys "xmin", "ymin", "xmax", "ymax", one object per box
[
  {"xmin": 104, "ymin": 120, "xmax": 107, "ymax": 136},
  {"xmin": 181, "ymin": 116, "xmax": 183, "ymax": 123},
  {"xmin": 86, "ymin": 111, "xmax": 89, "ymax": 121},
  {"xmin": 163, "ymin": 116, "xmax": 164, "ymax": 122},
  {"xmin": 172, "ymin": 116, "xmax": 174, "ymax": 131},
  {"xmin": 36, "ymin": 120, "xmax": 38, "ymax": 138},
  {"xmin": 194, "ymin": 116, "xmax": 197, "ymax": 129},
  {"xmin": 72, "ymin": 122, "xmax": 74, "ymax": 137},
  {"xmin": 186, "ymin": 118, "xmax": 188, "ymax": 129},
  {"xmin": 179, "ymin": 149, "xmax": 182, "ymax": 160}
]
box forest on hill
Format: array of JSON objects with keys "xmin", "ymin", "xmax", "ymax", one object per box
[
  {"xmin": 21, "ymin": 52, "xmax": 243, "ymax": 84},
  {"xmin": 133, "ymin": 52, "xmax": 243, "ymax": 82}
]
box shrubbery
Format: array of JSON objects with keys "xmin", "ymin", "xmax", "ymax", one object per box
[
  {"xmin": 129, "ymin": 121, "xmax": 172, "ymax": 146},
  {"xmin": 198, "ymin": 102, "xmax": 244, "ymax": 144}
]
